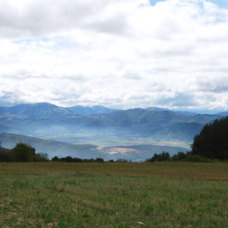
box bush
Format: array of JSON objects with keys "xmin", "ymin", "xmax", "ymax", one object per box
[
  {"xmin": 52, "ymin": 156, "xmax": 60, "ymax": 161},
  {"xmin": 34, "ymin": 153, "xmax": 49, "ymax": 162},
  {"xmin": 0, "ymin": 143, "xmax": 50, "ymax": 162},
  {"xmin": 172, "ymin": 152, "xmax": 187, "ymax": 161},
  {"xmin": 52, "ymin": 156, "xmax": 83, "ymax": 162},
  {"xmin": 116, "ymin": 159, "xmax": 129, "ymax": 163},
  {"xmin": 62, "ymin": 156, "xmax": 74, "ymax": 162},
  {"xmin": 185, "ymin": 153, "xmax": 211, "ymax": 162},
  {"xmin": 82, "ymin": 158, "xmax": 94, "ymax": 162},
  {"xmin": 0, "ymin": 150, "xmax": 10, "ymax": 162},
  {"xmin": 148, "ymin": 152, "xmax": 171, "ymax": 162},
  {"xmin": 146, "ymin": 151, "xmax": 212, "ymax": 163},
  {"xmin": 95, "ymin": 157, "xmax": 104, "ymax": 163},
  {"xmin": 72, "ymin": 158, "xmax": 82, "ymax": 162},
  {"xmin": 10, "ymin": 143, "xmax": 36, "ymax": 162}
]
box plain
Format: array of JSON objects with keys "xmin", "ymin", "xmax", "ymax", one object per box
[{"xmin": 0, "ymin": 162, "xmax": 227, "ymax": 227}]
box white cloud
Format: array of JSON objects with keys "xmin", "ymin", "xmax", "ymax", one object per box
[{"xmin": 0, "ymin": 0, "xmax": 228, "ymax": 111}]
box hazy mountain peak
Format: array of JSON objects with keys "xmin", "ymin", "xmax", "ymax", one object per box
[{"xmin": 68, "ymin": 105, "xmax": 117, "ymax": 115}]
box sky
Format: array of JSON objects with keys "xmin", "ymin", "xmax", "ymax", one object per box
[{"xmin": 0, "ymin": 0, "xmax": 228, "ymax": 112}]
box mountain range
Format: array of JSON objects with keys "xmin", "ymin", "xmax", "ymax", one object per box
[
  {"xmin": 0, "ymin": 102, "xmax": 226, "ymax": 159},
  {"xmin": 0, "ymin": 103, "xmax": 228, "ymax": 161},
  {"xmin": 68, "ymin": 105, "xmax": 117, "ymax": 114}
]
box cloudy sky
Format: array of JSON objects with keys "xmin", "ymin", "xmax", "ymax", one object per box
[{"xmin": 0, "ymin": 0, "xmax": 228, "ymax": 112}]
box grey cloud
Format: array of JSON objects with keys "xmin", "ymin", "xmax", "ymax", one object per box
[
  {"xmin": 62, "ymin": 75, "xmax": 86, "ymax": 81},
  {"xmin": 197, "ymin": 77, "xmax": 228, "ymax": 92},
  {"xmin": 155, "ymin": 46, "xmax": 194, "ymax": 57},
  {"xmin": 155, "ymin": 93, "xmax": 198, "ymax": 107},
  {"xmin": 86, "ymin": 14, "xmax": 129, "ymax": 35},
  {"xmin": 0, "ymin": 72, "xmax": 87, "ymax": 81},
  {"xmin": 0, "ymin": 73, "xmax": 48, "ymax": 80},
  {"xmin": 0, "ymin": 92, "xmax": 25, "ymax": 106},
  {"xmin": 0, "ymin": 0, "xmax": 128, "ymax": 38},
  {"xmin": 122, "ymin": 73, "xmax": 142, "ymax": 80},
  {"xmin": 0, "ymin": 75, "xmax": 33, "ymax": 79}
]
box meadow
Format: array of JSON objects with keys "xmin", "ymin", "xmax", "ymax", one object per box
[{"xmin": 0, "ymin": 162, "xmax": 227, "ymax": 227}]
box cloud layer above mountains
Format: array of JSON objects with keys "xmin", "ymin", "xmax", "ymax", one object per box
[{"xmin": 0, "ymin": 0, "xmax": 228, "ymax": 111}]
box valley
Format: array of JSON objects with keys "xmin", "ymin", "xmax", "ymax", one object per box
[{"xmin": 0, "ymin": 102, "xmax": 226, "ymax": 160}]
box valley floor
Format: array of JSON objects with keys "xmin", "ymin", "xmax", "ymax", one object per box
[{"xmin": 0, "ymin": 162, "xmax": 227, "ymax": 227}]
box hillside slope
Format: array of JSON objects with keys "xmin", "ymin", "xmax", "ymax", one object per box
[
  {"xmin": 0, "ymin": 103, "xmax": 221, "ymax": 144},
  {"xmin": 0, "ymin": 133, "xmax": 104, "ymax": 159},
  {"xmin": 0, "ymin": 133, "xmax": 188, "ymax": 161}
]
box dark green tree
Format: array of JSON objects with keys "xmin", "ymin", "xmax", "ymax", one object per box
[
  {"xmin": 34, "ymin": 153, "xmax": 49, "ymax": 161},
  {"xmin": 172, "ymin": 152, "xmax": 187, "ymax": 161},
  {"xmin": 11, "ymin": 143, "xmax": 36, "ymax": 162},
  {"xmin": 95, "ymin": 157, "xmax": 104, "ymax": 162},
  {"xmin": 148, "ymin": 152, "xmax": 171, "ymax": 162},
  {"xmin": 192, "ymin": 117, "xmax": 228, "ymax": 160}
]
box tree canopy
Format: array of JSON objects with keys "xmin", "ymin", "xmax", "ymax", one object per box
[
  {"xmin": 0, "ymin": 142, "xmax": 48, "ymax": 162},
  {"xmin": 191, "ymin": 117, "xmax": 228, "ymax": 160},
  {"xmin": 11, "ymin": 143, "xmax": 36, "ymax": 162}
]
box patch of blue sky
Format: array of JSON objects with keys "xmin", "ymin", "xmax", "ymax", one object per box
[
  {"xmin": 14, "ymin": 37, "xmax": 82, "ymax": 50},
  {"xmin": 14, "ymin": 37, "xmax": 58, "ymax": 47},
  {"xmin": 14, "ymin": 37, "xmax": 49, "ymax": 45},
  {"xmin": 149, "ymin": 0, "xmax": 228, "ymax": 8},
  {"xmin": 208, "ymin": 0, "xmax": 228, "ymax": 8},
  {"xmin": 149, "ymin": 0, "xmax": 166, "ymax": 6}
]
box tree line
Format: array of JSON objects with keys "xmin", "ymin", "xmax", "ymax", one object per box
[
  {"xmin": 0, "ymin": 143, "xmax": 127, "ymax": 163},
  {"xmin": 148, "ymin": 117, "xmax": 228, "ymax": 161},
  {"xmin": 0, "ymin": 143, "xmax": 48, "ymax": 162},
  {"xmin": 146, "ymin": 151, "xmax": 212, "ymax": 162}
]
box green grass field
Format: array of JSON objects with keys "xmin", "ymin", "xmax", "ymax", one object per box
[{"xmin": 0, "ymin": 162, "xmax": 227, "ymax": 227}]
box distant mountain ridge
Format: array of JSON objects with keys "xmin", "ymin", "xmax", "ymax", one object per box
[
  {"xmin": 0, "ymin": 102, "xmax": 224, "ymax": 147},
  {"xmin": 68, "ymin": 105, "xmax": 117, "ymax": 114},
  {"xmin": 217, "ymin": 111, "xmax": 228, "ymax": 117},
  {"xmin": 1, "ymin": 102, "xmax": 226, "ymax": 116}
]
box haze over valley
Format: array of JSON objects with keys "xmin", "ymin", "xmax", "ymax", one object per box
[{"xmin": 0, "ymin": 102, "xmax": 226, "ymax": 160}]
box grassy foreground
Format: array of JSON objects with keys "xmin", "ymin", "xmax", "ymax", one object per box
[{"xmin": 0, "ymin": 162, "xmax": 227, "ymax": 227}]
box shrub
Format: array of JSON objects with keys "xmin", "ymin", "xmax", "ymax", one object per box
[
  {"xmin": 61, "ymin": 156, "xmax": 74, "ymax": 162},
  {"xmin": 185, "ymin": 153, "xmax": 211, "ymax": 162},
  {"xmin": 172, "ymin": 152, "xmax": 187, "ymax": 161},
  {"xmin": 34, "ymin": 153, "xmax": 49, "ymax": 162},
  {"xmin": 72, "ymin": 158, "xmax": 82, "ymax": 162},
  {"xmin": 116, "ymin": 159, "xmax": 129, "ymax": 163},
  {"xmin": 148, "ymin": 152, "xmax": 171, "ymax": 162},
  {"xmin": 95, "ymin": 157, "xmax": 104, "ymax": 162},
  {"xmin": 52, "ymin": 156, "xmax": 60, "ymax": 161},
  {"xmin": 52, "ymin": 156, "xmax": 82, "ymax": 162},
  {"xmin": 10, "ymin": 143, "xmax": 36, "ymax": 162},
  {"xmin": 0, "ymin": 150, "xmax": 10, "ymax": 162}
]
